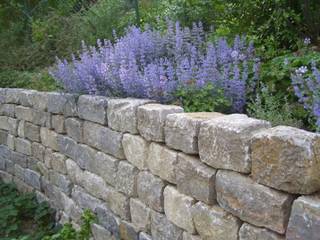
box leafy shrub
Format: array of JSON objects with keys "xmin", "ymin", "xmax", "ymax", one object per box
[
  {"xmin": 247, "ymin": 85, "xmax": 303, "ymax": 128},
  {"xmin": 50, "ymin": 21, "xmax": 258, "ymax": 112},
  {"xmin": 291, "ymin": 63, "xmax": 320, "ymax": 131}
]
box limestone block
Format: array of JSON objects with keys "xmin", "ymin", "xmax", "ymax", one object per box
[
  {"xmin": 75, "ymin": 144, "xmax": 96, "ymax": 169},
  {"xmin": 66, "ymin": 159, "xmax": 82, "ymax": 184},
  {"xmin": 115, "ymin": 160, "xmax": 139, "ymax": 196},
  {"xmin": 0, "ymin": 130, "xmax": 7, "ymax": 145},
  {"xmin": 216, "ymin": 170, "xmax": 293, "ymax": 234},
  {"xmin": 49, "ymin": 171, "xmax": 72, "ymax": 194},
  {"xmin": 96, "ymin": 206, "xmax": 120, "ymax": 239},
  {"xmin": 14, "ymin": 164, "xmax": 25, "ymax": 180},
  {"xmin": 192, "ymin": 201, "xmax": 241, "ymax": 240},
  {"xmin": 91, "ymin": 223, "xmax": 116, "ymax": 240},
  {"xmin": 83, "ymin": 121, "xmax": 125, "ymax": 159},
  {"xmin": 47, "ymin": 92, "xmax": 77, "ymax": 117},
  {"xmin": 130, "ymin": 198, "xmax": 151, "ymax": 232},
  {"xmin": 150, "ymin": 210, "xmax": 183, "ymax": 240},
  {"xmin": 139, "ymin": 232, "xmax": 152, "ymax": 240},
  {"xmin": 65, "ymin": 118, "xmax": 83, "ymax": 142},
  {"xmin": 30, "ymin": 91, "xmax": 48, "ymax": 111},
  {"xmin": 16, "ymin": 106, "xmax": 50, "ymax": 127},
  {"xmin": 19, "ymin": 89, "xmax": 36, "ymax": 107},
  {"xmin": 137, "ymin": 103, "xmax": 183, "ymax": 142},
  {"xmin": 239, "ymin": 223, "xmax": 285, "ymax": 240},
  {"xmin": 15, "ymin": 138, "xmax": 32, "ymax": 155},
  {"xmin": 0, "ymin": 89, "xmax": 6, "ymax": 104},
  {"xmin": 198, "ymin": 114, "xmax": 270, "ymax": 173},
  {"xmin": 251, "ymin": 126, "xmax": 320, "ymax": 194},
  {"xmin": 32, "ymin": 142, "xmax": 45, "ymax": 161},
  {"xmin": 7, "ymin": 134, "xmax": 15, "ymax": 150},
  {"xmin": 108, "ymin": 98, "xmax": 154, "ymax": 134},
  {"xmin": 24, "ymin": 168, "xmax": 41, "ymax": 190},
  {"xmin": 5, "ymin": 88, "xmax": 21, "ymax": 104},
  {"xmin": 107, "ymin": 188, "xmax": 130, "ymax": 220},
  {"xmin": 11, "ymin": 151, "xmax": 27, "ymax": 167},
  {"xmin": 147, "ymin": 143, "xmax": 178, "ymax": 184},
  {"xmin": 40, "ymin": 127, "xmax": 59, "ymax": 151},
  {"xmin": 286, "ymin": 194, "xmax": 320, "ymax": 240},
  {"xmin": 72, "ymin": 185, "xmax": 102, "ymax": 212},
  {"xmin": 137, "ymin": 171, "xmax": 166, "ymax": 212},
  {"xmin": 164, "ymin": 186, "xmax": 196, "ymax": 233},
  {"xmin": 182, "ymin": 232, "xmax": 201, "ymax": 240},
  {"xmin": 52, "ymin": 115, "xmax": 65, "ymax": 133},
  {"xmin": 165, "ymin": 112, "xmax": 223, "ymax": 154},
  {"xmin": 0, "ymin": 116, "xmax": 18, "ymax": 135},
  {"xmin": 24, "ymin": 122, "xmax": 40, "ymax": 142},
  {"xmin": 0, "ymin": 104, "xmax": 15, "ymax": 117},
  {"xmin": 122, "ymin": 134, "xmax": 149, "ymax": 170},
  {"xmin": 57, "ymin": 135, "xmax": 78, "ymax": 160},
  {"xmin": 176, "ymin": 153, "xmax": 216, "ymax": 204},
  {"xmin": 50, "ymin": 152, "xmax": 67, "ymax": 174},
  {"xmin": 120, "ymin": 221, "xmax": 139, "ymax": 240},
  {"xmin": 0, "ymin": 170, "xmax": 13, "ymax": 183},
  {"xmin": 78, "ymin": 95, "xmax": 108, "ymax": 125}
]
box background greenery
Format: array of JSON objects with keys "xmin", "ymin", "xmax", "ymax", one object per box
[{"xmin": 0, "ymin": 0, "xmax": 319, "ymax": 129}]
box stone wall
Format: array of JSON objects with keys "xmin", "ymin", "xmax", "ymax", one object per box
[{"xmin": 0, "ymin": 88, "xmax": 319, "ymax": 240}]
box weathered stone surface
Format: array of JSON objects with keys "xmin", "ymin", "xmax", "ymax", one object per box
[
  {"xmin": 251, "ymin": 126, "xmax": 320, "ymax": 194},
  {"xmin": 32, "ymin": 142, "xmax": 45, "ymax": 161},
  {"xmin": 122, "ymin": 134, "xmax": 149, "ymax": 170},
  {"xmin": 115, "ymin": 161, "xmax": 138, "ymax": 196},
  {"xmin": 130, "ymin": 198, "xmax": 151, "ymax": 232},
  {"xmin": 0, "ymin": 170, "xmax": 13, "ymax": 183},
  {"xmin": 44, "ymin": 148, "xmax": 54, "ymax": 168},
  {"xmin": 192, "ymin": 201, "xmax": 241, "ymax": 240},
  {"xmin": 286, "ymin": 194, "xmax": 320, "ymax": 240},
  {"xmin": 57, "ymin": 135, "xmax": 77, "ymax": 160},
  {"xmin": 120, "ymin": 221, "xmax": 139, "ymax": 240},
  {"xmin": 147, "ymin": 143, "xmax": 178, "ymax": 184},
  {"xmin": 50, "ymin": 152, "xmax": 67, "ymax": 174},
  {"xmin": 66, "ymin": 159, "xmax": 82, "ymax": 184},
  {"xmin": 11, "ymin": 151, "xmax": 27, "ymax": 167},
  {"xmin": 24, "ymin": 122, "xmax": 40, "ymax": 142},
  {"xmin": 164, "ymin": 186, "xmax": 196, "ymax": 233},
  {"xmin": 0, "ymin": 89, "xmax": 6, "ymax": 104},
  {"xmin": 176, "ymin": 153, "xmax": 216, "ymax": 204},
  {"xmin": 37, "ymin": 161, "xmax": 49, "ymax": 179},
  {"xmin": 87, "ymin": 151, "xmax": 119, "ymax": 186},
  {"xmin": 14, "ymin": 164, "xmax": 25, "ymax": 180},
  {"xmin": 0, "ymin": 130, "xmax": 7, "ymax": 145},
  {"xmin": 19, "ymin": 89, "xmax": 36, "ymax": 107},
  {"xmin": 78, "ymin": 95, "xmax": 108, "ymax": 124},
  {"xmin": 24, "ymin": 168, "xmax": 41, "ymax": 190},
  {"xmin": 139, "ymin": 232, "xmax": 152, "ymax": 240},
  {"xmin": 27, "ymin": 157, "xmax": 38, "ymax": 171},
  {"xmin": 49, "ymin": 171, "xmax": 72, "ymax": 194},
  {"xmin": 15, "ymin": 138, "xmax": 32, "ymax": 155},
  {"xmin": 83, "ymin": 121, "xmax": 125, "ymax": 159},
  {"xmin": 52, "ymin": 115, "xmax": 65, "ymax": 133},
  {"xmin": 17, "ymin": 120, "xmax": 24, "ymax": 138},
  {"xmin": 14, "ymin": 176, "xmax": 33, "ymax": 193},
  {"xmin": 0, "ymin": 145, "xmax": 8, "ymax": 170},
  {"xmin": 182, "ymin": 232, "xmax": 201, "ymax": 240},
  {"xmin": 165, "ymin": 112, "xmax": 224, "ymax": 154},
  {"xmin": 65, "ymin": 118, "xmax": 83, "ymax": 142},
  {"xmin": 108, "ymin": 98, "xmax": 154, "ymax": 134},
  {"xmin": 137, "ymin": 171, "xmax": 166, "ymax": 212},
  {"xmin": 0, "ymin": 116, "xmax": 18, "ymax": 135},
  {"xmin": 107, "ymin": 188, "xmax": 130, "ymax": 220},
  {"xmin": 6, "ymin": 134, "xmax": 15, "ymax": 150},
  {"xmin": 40, "ymin": 128, "xmax": 59, "ymax": 151},
  {"xmin": 0, "ymin": 104, "xmax": 15, "ymax": 117},
  {"xmin": 199, "ymin": 114, "xmax": 270, "ymax": 173},
  {"xmin": 239, "ymin": 223, "xmax": 285, "ymax": 240},
  {"xmin": 5, "ymin": 88, "xmax": 21, "ymax": 104},
  {"xmin": 138, "ymin": 104, "xmax": 183, "ymax": 142},
  {"xmin": 15, "ymin": 106, "xmax": 50, "ymax": 127},
  {"xmin": 47, "ymin": 92, "xmax": 77, "ymax": 117},
  {"xmin": 75, "ymin": 144, "xmax": 96, "ymax": 169},
  {"xmin": 96, "ymin": 206, "xmax": 120, "ymax": 239},
  {"xmin": 30, "ymin": 91, "xmax": 48, "ymax": 111},
  {"xmin": 72, "ymin": 185, "xmax": 102, "ymax": 211},
  {"xmin": 91, "ymin": 223, "xmax": 116, "ymax": 240},
  {"xmin": 150, "ymin": 210, "xmax": 183, "ymax": 240},
  {"xmin": 216, "ymin": 170, "xmax": 293, "ymax": 234}
]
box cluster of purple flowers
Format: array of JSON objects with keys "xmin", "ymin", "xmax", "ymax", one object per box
[
  {"xmin": 292, "ymin": 63, "xmax": 320, "ymax": 130},
  {"xmin": 50, "ymin": 21, "xmax": 259, "ymax": 112}
]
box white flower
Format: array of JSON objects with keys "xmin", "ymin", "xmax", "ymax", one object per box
[
  {"xmin": 296, "ymin": 66, "xmax": 308, "ymax": 75},
  {"xmin": 304, "ymin": 37, "xmax": 311, "ymax": 46},
  {"xmin": 231, "ymin": 50, "xmax": 239, "ymax": 59}
]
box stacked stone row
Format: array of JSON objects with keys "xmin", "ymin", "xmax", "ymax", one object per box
[{"xmin": 0, "ymin": 88, "xmax": 319, "ymax": 240}]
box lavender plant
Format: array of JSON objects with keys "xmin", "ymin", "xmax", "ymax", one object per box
[
  {"xmin": 291, "ymin": 63, "xmax": 320, "ymax": 131},
  {"xmin": 50, "ymin": 21, "xmax": 258, "ymax": 112}
]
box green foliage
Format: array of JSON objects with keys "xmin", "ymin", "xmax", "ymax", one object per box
[
  {"xmin": 247, "ymin": 85, "xmax": 305, "ymax": 128},
  {"xmin": 174, "ymin": 83, "xmax": 231, "ymax": 112},
  {"xmin": 0, "ymin": 181, "xmax": 56, "ymax": 239}
]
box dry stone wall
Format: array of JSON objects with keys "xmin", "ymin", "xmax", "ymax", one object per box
[{"xmin": 0, "ymin": 88, "xmax": 320, "ymax": 240}]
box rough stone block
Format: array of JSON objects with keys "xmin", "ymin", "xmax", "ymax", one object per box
[
  {"xmin": 0, "ymin": 89, "xmax": 6, "ymax": 104},
  {"xmin": 199, "ymin": 114, "xmax": 270, "ymax": 173},
  {"xmin": 40, "ymin": 128, "xmax": 59, "ymax": 151},
  {"xmin": 139, "ymin": 232, "xmax": 152, "ymax": 240},
  {"xmin": 107, "ymin": 188, "xmax": 130, "ymax": 220},
  {"xmin": 24, "ymin": 122, "xmax": 40, "ymax": 142},
  {"xmin": 0, "ymin": 116, "xmax": 18, "ymax": 135},
  {"xmin": 182, "ymin": 232, "xmax": 201, "ymax": 240},
  {"xmin": 16, "ymin": 106, "xmax": 50, "ymax": 127},
  {"xmin": 83, "ymin": 121, "xmax": 124, "ymax": 159},
  {"xmin": 251, "ymin": 126, "xmax": 320, "ymax": 194},
  {"xmin": 5, "ymin": 88, "xmax": 21, "ymax": 104},
  {"xmin": 49, "ymin": 171, "xmax": 72, "ymax": 194},
  {"xmin": 122, "ymin": 134, "xmax": 149, "ymax": 170},
  {"xmin": 30, "ymin": 91, "xmax": 48, "ymax": 111},
  {"xmin": 24, "ymin": 168, "xmax": 41, "ymax": 190},
  {"xmin": 6, "ymin": 134, "xmax": 15, "ymax": 150},
  {"xmin": 192, "ymin": 201, "xmax": 241, "ymax": 240},
  {"xmin": 239, "ymin": 223, "xmax": 285, "ymax": 240},
  {"xmin": 15, "ymin": 138, "xmax": 32, "ymax": 155},
  {"xmin": 165, "ymin": 112, "xmax": 223, "ymax": 154},
  {"xmin": 65, "ymin": 118, "xmax": 83, "ymax": 142},
  {"xmin": 91, "ymin": 223, "xmax": 115, "ymax": 240},
  {"xmin": 96, "ymin": 206, "xmax": 120, "ymax": 239},
  {"xmin": 150, "ymin": 210, "xmax": 183, "ymax": 240},
  {"xmin": 72, "ymin": 185, "xmax": 102, "ymax": 211},
  {"xmin": 66, "ymin": 159, "xmax": 82, "ymax": 184},
  {"xmin": 75, "ymin": 144, "xmax": 96, "ymax": 169},
  {"xmin": 137, "ymin": 171, "xmax": 166, "ymax": 212},
  {"xmin": 108, "ymin": 98, "xmax": 154, "ymax": 134},
  {"xmin": 115, "ymin": 160, "xmax": 138, "ymax": 196},
  {"xmin": 0, "ymin": 170, "xmax": 13, "ymax": 183},
  {"xmin": 137, "ymin": 104, "xmax": 183, "ymax": 142},
  {"xmin": 52, "ymin": 115, "xmax": 65, "ymax": 133},
  {"xmin": 27, "ymin": 157, "xmax": 38, "ymax": 171},
  {"xmin": 147, "ymin": 143, "xmax": 178, "ymax": 184},
  {"xmin": 120, "ymin": 221, "xmax": 139, "ymax": 240},
  {"xmin": 19, "ymin": 89, "xmax": 36, "ymax": 107},
  {"xmin": 32, "ymin": 142, "xmax": 45, "ymax": 161},
  {"xmin": 57, "ymin": 135, "xmax": 78, "ymax": 160},
  {"xmin": 0, "ymin": 104, "xmax": 15, "ymax": 117},
  {"xmin": 37, "ymin": 161, "xmax": 49, "ymax": 179},
  {"xmin": 14, "ymin": 176, "xmax": 33, "ymax": 193},
  {"xmin": 11, "ymin": 151, "xmax": 27, "ymax": 167},
  {"xmin": 164, "ymin": 186, "xmax": 196, "ymax": 233},
  {"xmin": 286, "ymin": 194, "xmax": 320, "ymax": 240},
  {"xmin": 50, "ymin": 152, "xmax": 67, "ymax": 174},
  {"xmin": 78, "ymin": 95, "xmax": 108, "ymax": 124},
  {"xmin": 47, "ymin": 92, "xmax": 77, "ymax": 117},
  {"xmin": 216, "ymin": 170, "xmax": 293, "ymax": 234},
  {"xmin": 130, "ymin": 198, "xmax": 151, "ymax": 232},
  {"xmin": 0, "ymin": 130, "xmax": 7, "ymax": 145},
  {"xmin": 17, "ymin": 120, "xmax": 25, "ymax": 138},
  {"xmin": 176, "ymin": 153, "xmax": 216, "ymax": 204},
  {"xmin": 14, "ymin": 164, "xmax": 25, "ymax": 180}
]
